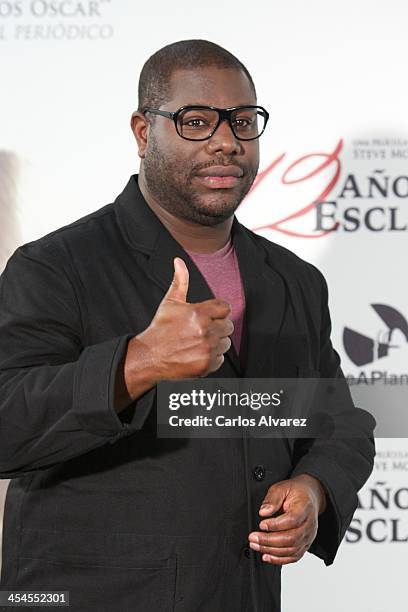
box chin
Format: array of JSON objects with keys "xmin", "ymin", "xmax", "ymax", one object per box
[
  {"xmin": 197, "ymin": 193, "xmax": 239, "ymax": 214},
  {"xmin": 196, "ymin": 206, "xmax": 236, "ymax": 225}
]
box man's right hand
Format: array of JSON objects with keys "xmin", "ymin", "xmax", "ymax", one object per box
[{"xmin": 117, "ymin": 257, "xmax": 234, "ymax": 408}]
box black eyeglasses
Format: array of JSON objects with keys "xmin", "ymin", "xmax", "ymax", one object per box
[{"xmin": 142, "ymin": 105, "xmax": 269, "ymax": 141}]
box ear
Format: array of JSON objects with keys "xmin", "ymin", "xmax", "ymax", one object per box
[{"xmin": 130, "ymin": 111, "xmax": 149, "ymax": 159}]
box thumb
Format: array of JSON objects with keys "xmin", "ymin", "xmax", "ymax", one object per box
[
  {"xmin": 163, "ymin": 257, "xmax": 189, "ymax": 303},
  {"xmin": 259, "ymin": 481, "xmax": 289, "ymax": 517}
]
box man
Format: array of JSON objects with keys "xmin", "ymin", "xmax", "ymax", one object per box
[{"xmin": 0, "ymin": 40, "xmax": 375, "ymax": 611}]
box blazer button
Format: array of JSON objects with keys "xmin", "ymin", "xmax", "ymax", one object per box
[
  {"xmin": 243, "ymin": 546, "xmax": 251, "ymax": 559},
  {"xmin": 252, "ymin": 465, "xmax": 266, "ymax": 481}
]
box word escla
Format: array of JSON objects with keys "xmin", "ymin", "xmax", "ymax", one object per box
[{"xmin": 315, "ymin": 202, "xmax": 407, "ymax": 232}]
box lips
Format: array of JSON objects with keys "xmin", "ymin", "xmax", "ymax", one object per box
[
  {"xmin": 198, "ymin": 176, "xmax": 240, "ymax": 188},
  {"xmin": 195, "ymin": 165, "xmax": 243, "ymax": 178},
  {"xmin": 194, "ymin": 165, "xmax": 243, "ymax": 189}
]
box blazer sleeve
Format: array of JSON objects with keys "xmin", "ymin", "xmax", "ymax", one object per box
[
  {"xmin": 0, "ymin": 241, "xmax": 155, "ymax": 479},
  {"xmin": 290, "ymin": 266, "xmax": 376, "ymax": 565}
]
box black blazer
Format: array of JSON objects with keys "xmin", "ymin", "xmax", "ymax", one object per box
[{"xmin": 0, "ymin": 175, "xmax": 375, "ymax": 612}]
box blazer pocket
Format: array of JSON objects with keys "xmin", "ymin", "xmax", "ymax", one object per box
[{"xmin": 16, "ymin": 554, "xmax": 177, "ymax": 612}]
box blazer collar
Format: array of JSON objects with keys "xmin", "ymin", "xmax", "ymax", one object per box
[{"xmin": 114, "ymin": 174, "xmax": 286, "ymax": 377}]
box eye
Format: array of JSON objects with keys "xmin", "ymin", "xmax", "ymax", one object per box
[
  {"xmin": 232, "ymin": 117, "xmax": 253, "ymax": 128},
  {"xmin": 182, "ymin": 117, "xmax": 210, "ymax": 128}
]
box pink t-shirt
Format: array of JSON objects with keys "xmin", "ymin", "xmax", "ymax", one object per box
[{"xmin": 185, "ymin": 240, "xmax": 245, "ymax": 354}]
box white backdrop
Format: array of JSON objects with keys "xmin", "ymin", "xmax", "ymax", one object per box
[{"xmin": 1, "ymin": 1, "xmax": 407, "ymax": 610}]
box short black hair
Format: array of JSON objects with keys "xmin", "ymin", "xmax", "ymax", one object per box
[{"xmin": 137, "ymin": 39, "xmax": 256, "ymax": 113}]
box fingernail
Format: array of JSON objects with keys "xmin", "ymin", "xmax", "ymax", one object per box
[
  {"xmin": 262, "ymin": 554, "xmax": 271, "ymax": 562},
  {"xmin": 248, "ymin": 534, "xmax": 259, "ymax": 543},
  {"xmin": 249, "ymin": 542, "xmax": 260, "ymax": 551},
  {"xmin": 260, "ymin": 522, "xmax": 269, "ymax": 531}
]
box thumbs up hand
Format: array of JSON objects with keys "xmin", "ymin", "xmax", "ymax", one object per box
[{"xmin": 120, "ymin": 258, "xmax": 234, "ymax": 404}]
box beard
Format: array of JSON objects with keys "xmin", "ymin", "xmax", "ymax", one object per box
[{"xmin": 142, "ymin": 132, "xmax": 258, "ymax": 227}]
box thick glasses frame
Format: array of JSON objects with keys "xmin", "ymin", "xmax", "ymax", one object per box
[{"xmin": 142, "ymin": 105, "xmax": 269, "ymax": 141}]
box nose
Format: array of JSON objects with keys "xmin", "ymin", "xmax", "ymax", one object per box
[{"xmin": 205, "ymin": 118, "xmax": 242, "ymax": 156}]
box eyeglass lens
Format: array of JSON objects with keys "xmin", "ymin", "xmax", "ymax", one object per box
[{"xmin": 176, "ymin": 107, "xmax": 266, "ymax": 140}]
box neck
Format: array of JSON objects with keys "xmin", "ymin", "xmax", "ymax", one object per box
[{"xmin": 137, "ymin": 171, "xmax": 233, "ymax": 254}]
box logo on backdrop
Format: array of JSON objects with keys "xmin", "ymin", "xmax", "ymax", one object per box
[
  {"xmin": 342, "ymin": 303, "xmax": 408, "ymax": 385},
  {"xmin": 245, "ymin": 138, "xmax": 408, "ymax": 238},
  {"xmin": 343, "ymin": 304, "xmax": 408, "ymax": 367},
  {"xmin": 0, "ymin": 0, "xmax": 114, "ymax": 41}
]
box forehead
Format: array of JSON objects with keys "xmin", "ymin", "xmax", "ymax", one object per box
[{"xmin": 165, "ymin": 67, "xmax": 256, "ymax": 109}]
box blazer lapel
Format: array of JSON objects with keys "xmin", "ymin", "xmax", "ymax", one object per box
[{"xmin": 231, "ymin": 218, "xmax": 287, "ymax": 378}]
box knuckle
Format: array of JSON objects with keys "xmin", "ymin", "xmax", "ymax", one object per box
[
  {"xmin": 261, "ymin": 535, "xmax": 273, "ymax": 547},
  {"xmin": 217, "ymin": 298, "xmax": 229, "ymax": 309},
  {"xmin": 222, "ymin": 337, "xmax": 232, "ymax": 352},
  {"xmin": 302, "ymin": 529, "xmax": 310, "ymax": 543},
  {"xmin": 191, "ymin": 306, "xmax": 206, "ymax": 322},
  {"xmin": 201, "ymin": 351, "xmax": 212, "ymax": 367},
  {"xmin": 198, "ymin": 315, "xmax": 211, "ymax": 335},
  {"xmin": 211, "ymin": 354, "xmax": 224, "ymax": 372},
  {"xmin": 194, "ymin": 319, "xmax": 211, "ymax": 339},
  {"xmin": 196, "ymin": 355, "xmax": 212, "ymax": 375},
  {"xmin": 291, "ymin": 534, "xmax": 303, "ymax": 548},
  {"xmin": 218, "ymin": 354, "xmax": 225, "ymax": 367},
  {"xmin": 284, "ymin": 534, "xmax": 298, "ymax": 547},
  {"xmin": 194, "ymin": 324, "xmax": 205, "ymax": 338}
]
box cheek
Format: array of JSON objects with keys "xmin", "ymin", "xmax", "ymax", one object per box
[
  {"xmin": 148, "ymin": 130, "xmax": 182, "ymax": 162},
  {"xmin": 153, "ymin": 139, "xmax": 199, "ymax": 174},
  {"xmin": 247, "ymin": 142, "xmax": 260, "ymax": 165}
]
